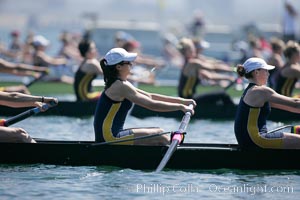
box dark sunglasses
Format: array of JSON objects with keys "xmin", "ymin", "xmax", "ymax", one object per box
[{"xmin": 121, "ymin": 62, "xmax": 132, "ymax": 66}]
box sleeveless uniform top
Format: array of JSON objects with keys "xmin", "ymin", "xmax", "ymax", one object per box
[
  {"xmin": 178, "ymin": 60, "xmax": 199, "ymax": 98},
  {"xmin": 33, "ymin": 53, "xmax": 49, "ymax": 67},
  {"xmin": 93, "ymin": 91, "xmax": 133, "ymax": 144},
  {"xmin": 275, "ymin": 67, "xmax": 297, "ymax": 97},
  {"xmin": 234, "ymin": 83, "xmax": 283, "ymax": 148},
  {"xmin": 74, "ymin": 61, "xmax": 100, "ymax": 101}
]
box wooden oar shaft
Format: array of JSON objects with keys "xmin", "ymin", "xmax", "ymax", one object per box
[{"xmin": 155, "ymin": 104, "xmax": 193, "ymax": 172}]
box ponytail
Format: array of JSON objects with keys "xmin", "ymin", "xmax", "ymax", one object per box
[
  {"xmin": 99, "ymin": 59, "xmax": 119, "ymax": 89},
  {"xmin": 236, "ymin": 64, "xmax": 253, "ymax": 79}
]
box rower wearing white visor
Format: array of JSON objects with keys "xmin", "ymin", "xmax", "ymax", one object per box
[
  {"xmin": 94, "ymin": 48, "xmax": 196, "ymax": 145},
  {"xmin": 234, "ymin": 57, "xmax": 300, "ymax": 149}
]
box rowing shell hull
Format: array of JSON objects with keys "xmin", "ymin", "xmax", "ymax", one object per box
[
  {"xmin": 1, "ymin": 141, "xmax": 300, "ymax": 170},
  {"xmin": 0, "ymin": 100, "xmax": 299, "ymax": 121}
]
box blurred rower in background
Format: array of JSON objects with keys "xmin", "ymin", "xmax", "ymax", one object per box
[
  {"xmin": 177, "ymin": 37, "xmax": 235, "ymax": 105},
  {"xmin": 274, "ymin": 40, "xmax": 300, "ymax": 97},
  {"xmin": 31, "ymin": 35, "xmax": 68, "ymax": 83},
  {"xmin": 74, "ymin": 38, "xmax": 102, "ymax": 101},
  {"xmin": 267, "ymin": 37, "xmax": 285, "ymax": 88},
  {"xmin": 121, "ymin": 39, "xmax": 164, "ymax": 85},
  {"xmin": 56, "ymin": 31, "xmax": 83, "ymax": 84},
  {"xmin": 0, "ymin": 30, "xmax": 23, "ymax": 62}
]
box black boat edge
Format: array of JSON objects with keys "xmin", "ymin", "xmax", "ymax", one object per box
[{"xmin": 2, "ymin": 140, "xmax": 300, "ymax": 170}]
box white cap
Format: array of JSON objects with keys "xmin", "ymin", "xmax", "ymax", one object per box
[
  {"xmin": 32, "ymin": 35, "xmax": 50, "ymax": 47},
  {"xmin": 243, "ymin": 57, "xmax": 275, "ymax": 73},
  {"xmin": 104, "ymin": 48, "xmax": 137, "ymax": 65}
]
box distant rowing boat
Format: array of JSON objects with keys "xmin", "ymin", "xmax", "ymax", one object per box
[
  {"xmin": 1, "ymin": 139, "xmax": 300, "ymax": 170},
  {"xmin": 0, "ymin": 100, "xmax": 299, "ymax": 121},
  {"xmin": 130, "ymin": 103, "xmax": 300, "ymax": 122}
]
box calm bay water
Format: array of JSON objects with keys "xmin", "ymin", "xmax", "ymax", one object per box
[{"xmin": 0, "ymin": 115, "xmax": 299, "ymax": 199}]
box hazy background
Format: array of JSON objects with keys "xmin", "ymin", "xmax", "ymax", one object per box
[
  {"xmin": 0, "ymin": 0, "xmax": 299, "ymax": 29},
  {"xmin": 0, "ymin": 0, "xmax": 299, "ymax": 57}
]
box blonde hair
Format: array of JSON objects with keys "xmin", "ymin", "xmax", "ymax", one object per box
[
  {"xmin": 270, "ymin": 37, "xmax": 285, "ymax": 51},
  {"xmin": 177, "ymin": 37, "xmax": 194, "ymax": 54},
  {"xmin": 284, "ymin": 40, "xmax": 300, "ymax": 59}
]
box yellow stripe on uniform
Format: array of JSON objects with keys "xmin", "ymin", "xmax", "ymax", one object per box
[
  {"xmin": 183, "ymin": 77, "xmax": 197, "ymax": 98},
  {"xmin": 281, "ymin": 78, "xmax": 294, "ymax": 96},
  {"xmin": 102, "ymin": 103, "xmax": 134, "ymax": 145},
  {"xmin": 78, "ymin": 74, "xmax": 94, "ymax": 100},
  {"xmin": 247, "ymin": 108, "xmax": 283, "ymax": 148}
]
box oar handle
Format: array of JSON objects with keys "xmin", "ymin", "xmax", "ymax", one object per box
[{"xmin": 178, "ymin": 105, "xmax": 193, "ymax": 133}]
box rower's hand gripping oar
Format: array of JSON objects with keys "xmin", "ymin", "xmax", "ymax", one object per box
[
  {"xmin": 156, "ymin": 104, "xmax": 193, "ymax": 172},
  {"xmin": 0, "ymin": 101, "xmax": 57, "ymax": 127}
]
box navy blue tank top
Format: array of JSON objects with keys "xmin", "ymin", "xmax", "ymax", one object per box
[
  {"xmin": 178, "ymin": 60, "xmax": 199, "ymax": 98},
  {"xmin": 93, "ymin": 91, "xmax": 133, "ymax": 142},
  {"xmin": 234, "ymin": 83, "xmax": 270, "ymax": 148}
]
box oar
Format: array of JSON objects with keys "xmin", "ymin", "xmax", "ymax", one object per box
[
  {"xmin": 0, "ymin": 102, "xmax": 57, "ymax": 127},
  {"xmin": 91, "ymin": 131, "xmax": 171, "ymax": 146},
  {"xmin": 267, "ymin": 125, "xmax": 293, "ymax": 134},
  {"xmin": 155, "ymin": 104, "xmax": 193, "ymax": 172},
  {"xmin": 24, "ymin": 72, "xmax": 47, "ymax": 88},
  {"xmin": 223, "ymin": 77, "xmax": 239, "ymax": 92}
]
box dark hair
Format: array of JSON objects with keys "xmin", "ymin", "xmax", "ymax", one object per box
[
  {"xmin": 236, "ymin": 64, "xmax": 253, "ymax": 79},
  {"xmin": 78, "ymin": 39, "xmax": 92, "ymax": 57},
  {"xmin": 283, "ymin": 40, "xmax": 300, "ymax": 59},
  {"xmin": 100, "ymin": 59, "xmax": 120, "ymax": 89}
]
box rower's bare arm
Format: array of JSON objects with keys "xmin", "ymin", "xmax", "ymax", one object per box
[
  {"xmin": 290, "ymin": 67, "xmax": 300, "ymax": 78},
  {"xmin": 189, "ymin": 58, "xmax": 213, "ymax": 71},
  {"xmin": 83, "ymin": 62, "xmax": 103, "ymax": 75},
  {"xmin": 268, "ymin": 88, "xmax": 300, "ymax": 113},
  {"xmin": 0, "ymin": 92, "xmax": 41, "ymax": 108},
  {"xmin": 135, "ymin": 88, "xmax": 196, "ymax": 106},
  {"xmin": 38, "ymin": 52, "xmax": 67, "ymax": 66},
  {"xmin": 122, "ymin": 84, "xmax": 185, "ymax": 112},
  {"xmin": 199, "ymin": 70, "xmax": 234, "ymax": 82}
]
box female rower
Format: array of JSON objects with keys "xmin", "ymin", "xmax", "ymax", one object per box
[
  {"xmin": 177, "ymin": 37, "xmax": 235, "ymax": 105},
  {"xmin": 32, "ymin": 35, "xmax": 68, "ymax": 82},
  {"xmin": 274, "ymin": 41, "xmax": 300, "ymax": 97},
  {"xmin": 234, "ymin": 57, "xmax": 300, "ymax": 149},
  {"xmin": 74, "ymin": 39, "xmax": 102, "ymax": 101},
  {"xmin": 0, "ymin": 92, "xmax": 57, "ymax": 143},
  {"xmin": 94, "ymin": 48, "xmax": 196, "ymax": 145},
  {"xmin": 266, "ymin": 37, "xmax": 285, "ymax": 88}
]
